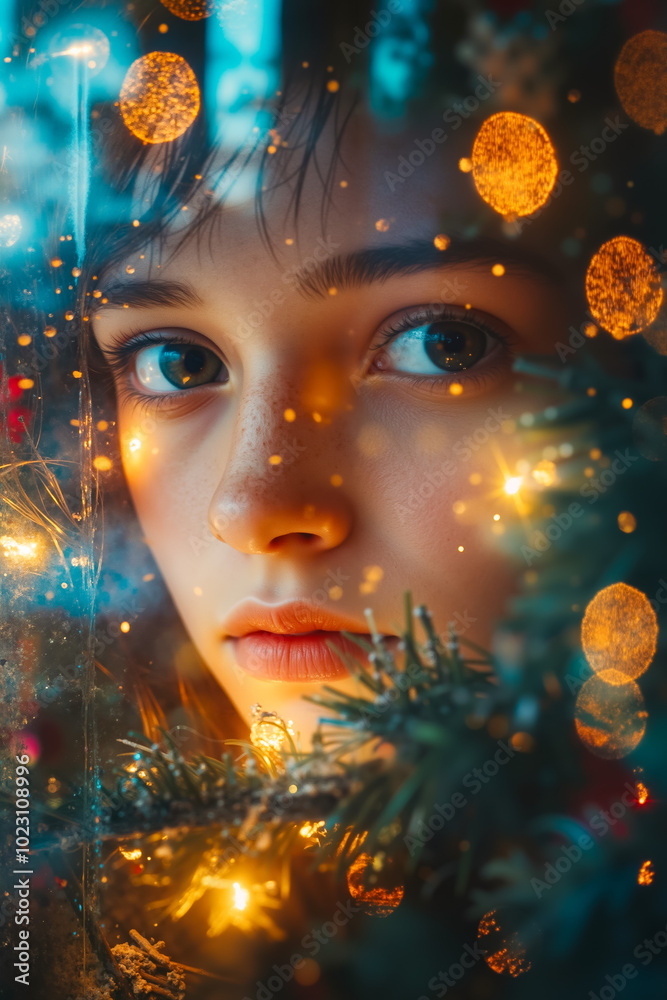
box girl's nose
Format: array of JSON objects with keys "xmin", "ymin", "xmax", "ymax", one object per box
[{"xmin": 207, "ymin": 387, "xmax": 353, "ymax": 555}]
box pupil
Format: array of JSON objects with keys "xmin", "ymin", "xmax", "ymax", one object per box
[
  {"xmin": 424, "ymin": 322, "xmax": 486, "ymax": 372},
  {"xmin": 184, "ymin": 348, "xmax": 205, "ymax": 374}
]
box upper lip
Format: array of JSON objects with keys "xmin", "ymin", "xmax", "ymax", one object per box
[{"xmin": 221, "ymin": 600, "xmax": 386, "ymax": 639}]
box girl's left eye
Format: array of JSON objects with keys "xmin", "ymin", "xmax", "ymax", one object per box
[
  {"xmin": 372, "ymin": 312, "xmax": 504, "ymax": 377},
  {"xmin": 134, "ymin": 343, "xmax": 227, "ymax": 392}
]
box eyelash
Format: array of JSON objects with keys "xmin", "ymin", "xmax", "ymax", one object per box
[
  {"xmin": 369, "ymin": 305, "xmax": 514, "ymax": 391},
  {"xmin": 102, "ymin": 305, "xmax": 515, "ymax": 410}
]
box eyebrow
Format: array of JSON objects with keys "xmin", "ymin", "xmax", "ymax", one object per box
[{"xmin": 93, "ymin": 237, "xmax": 561, "ymax": 312}]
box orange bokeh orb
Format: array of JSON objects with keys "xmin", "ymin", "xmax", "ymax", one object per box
[
  {"xmin": 120, "ymin": 52, "xmax": 200, "ymax": 144},
  {"xmin": 575, "ymin": 670, "xmax": 648, "ymax": 759},
  {"xmin": 471, "ymin": 112, "xmax": 558, "ymax": 219},
  {"xmin": 160, "ymin": 0, "xmax": 214, "ymax": 18},
  {"xmin": 581, "ymin": 582, "xmax": 657, "ymax": 681},
  {"xmin": 478, "ymin": 910, "xmax": 532, "ymax": 977},
  {"xmin": 614, "ymin": 31, "xmax": 667, "ymax": 135},
  {"xmin": 585, "ymin": 237, "xmax": 663, "ymax": 339},
  {"xmin": 347, "ymin": 852, "xmax": 404, "ymax": 917}
]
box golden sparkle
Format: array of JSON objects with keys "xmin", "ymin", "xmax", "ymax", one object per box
[
  {"xmin": 120, "ymin": 52, "xmax": 200, "ymax": 144},
  {"xmin": 581, "ymin": 582, "xmax": 657, "ymax": 682},
  {"xmin": 471, "ymin": 112, "xmax": 558, "ymax": 218},
  {"xmin": 434, "ymin": 234, "xmax": 450, "ymax": 250},
  {"xmin": 585, "ymin": 237, "xmax": 663, "ymax": 339}
]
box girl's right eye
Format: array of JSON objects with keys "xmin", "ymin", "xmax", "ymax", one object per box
[{"xmin": 135, "ymin": 343, "xmax": 228, "ymax": 392}]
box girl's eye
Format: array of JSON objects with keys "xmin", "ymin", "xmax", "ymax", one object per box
[
  {"xmin": 135, "ymin": 343, "xmax": 227, "ymax": 392},
  {"xmin": 374, "ymin": 318, "xmax": 494, "ymax": 376}
]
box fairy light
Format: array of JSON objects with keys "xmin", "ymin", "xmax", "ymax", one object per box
[
  {"xmin": 504, "ymin": 477, "xmax": 522, "ymax": 495},
  {"xmin": 128, "ymin": 437, "xmax": 142, "ymax": 453},
  {"xmin": 637, "ymin": 782, "xmax": 649, "ymax": 805},
  {"xmin": 1, "ymin": 536, "xmax": 39, "ymax": 560},
  {"xmin": 233, "ymin": 882, "xmax": 249, "ymax": 910},
  {"xmin": 638, "ymin": 860, "xmax": 655, "ymax": 886},
  {"xmin": 119, "ymin": 847, "xmax": 142, "ymax": 861}
]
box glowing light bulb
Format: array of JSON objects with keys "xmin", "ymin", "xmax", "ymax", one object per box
[
  {"xmin": 233, "ymin": 883, "xmax": 249, "ymax": 910},
  {"xmin": 504, "ymin": 477, "xmax": 522, "ymax": 495}
]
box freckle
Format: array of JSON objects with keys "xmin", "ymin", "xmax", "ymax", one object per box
[
  {"xmin": 268, "ymin": 454, "xmax": 282, "ymax": 465},
  {"xmin": 330, "ymin": 474, "xmax": 343, "ymax": 487}
]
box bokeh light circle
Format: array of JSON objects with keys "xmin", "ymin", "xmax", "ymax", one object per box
[
  {"xmin": 120, "ymin": 52, "xmax": 200, "ymax": 144},
  {"xmin": 347, "ymin": 852, "xmax": 404, "ymax": 917},
  {"xmin": 575, "ymin": 670, "xmax": 647, "ymax": 759},
  {"xmin": 614, "ymin": 31, "xmax": 667, "ymax": 135},
  {"xmin": 0, "ymin": 214, "xmax": 22, "ymax": 247},
  {"xmin": 581, "ymin": 582, "xmax": 657, "ymax": 681},
  {"xmin": 471, "ymin": 112, "xmax": 558, "ymax": 218},
  {"xmin": 585, "ymin": 237, "xmax": 663, "ymax": 338},
  {"xmin": 160, "ymin": 0, "xmax": 215, "ymax": 18},
  {"xmin": 633, "ymin": 396, "xmax": 667, "ymax": 462},
  {"xmin": 48, "ymin": 24, "xmax": 110, "ymax": 76},
  {"xmin": 477, "ymin": 910, "xmax": 532, "ymax": 977}
]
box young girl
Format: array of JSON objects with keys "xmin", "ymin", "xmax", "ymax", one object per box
[
  {"xmin": 3, "ymin": 2, "xmax": 666, "ymax": 997},
  {"xmin": 84, "ymin": 0, "xmax": 583, "ymax": 748}
]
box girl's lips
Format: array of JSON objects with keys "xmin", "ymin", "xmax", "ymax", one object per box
[{"xmin": 229, "ymin": 630, "xmax": 384, "ymax": 682}]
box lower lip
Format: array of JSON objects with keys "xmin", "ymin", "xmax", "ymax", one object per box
[{"xmin": 229, "ymin": 630, "xmax": 382, "ymax": 682}]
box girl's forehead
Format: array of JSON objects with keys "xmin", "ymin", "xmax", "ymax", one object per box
[{"xmin": 127, "ymin": 108, "xmax": 481, "ymax": 273}]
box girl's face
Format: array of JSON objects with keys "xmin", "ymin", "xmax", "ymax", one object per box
[{"xmin": 92, "ymin": 111, "xmax": 570, "ymax": 746}]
